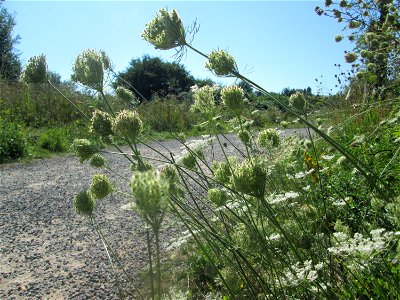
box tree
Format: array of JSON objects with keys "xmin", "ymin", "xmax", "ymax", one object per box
[
  {"xmin": 115, "ymin": 55, "xmax": 196, "ymax": 101},
  {"xmin": 0, "ymin": 2, "xmax": 21, "ymax": 81},
  {"xmin": 315, "ymin": 0, "xmax": 399, "ymax": 92}
]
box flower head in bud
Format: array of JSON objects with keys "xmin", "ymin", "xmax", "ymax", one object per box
[
  {"xmin": 258, "ymin": 128, "xmax": 280, "ymax": 148},
  {"xmin": 71, "ymin": 139, "xmax": 97, "ymax": 163},
  {"xmin": 344, "ymin": 52, "xmax": 358, "ymax": 63},
  {"xmin": 376, "ymin": 53, "xmax": 385, "ymax": 61},
  {"xmin": 348, "ymin": 35, "xmax": 355, "ymax": 41},
  {"xmin": 130, "ymin": 170, "xmax": 170, "ymax": 220},
  {"xmin": 73, "ymin": 190, "xmax": 95, "ymax": 216},
  {"xmin": 71, "ymin": 49, "xmax": 111, "ymax": 92},
  {"xmin": 238, "ymin": 130, "xmax": 251, "ymax": 145},
  {"xmin": 339, "ymin": 0, "xmax": 347, "ymax": 7},
  {"xmin": 90, "ymin": 154, "xmax": 106, "ymax": 168},
  {"xmin": 333, "ymin": 10, "xmax": 342, "ymax": 19},
  {"xmin": 335, "ymin": 35, "xmax": 344, "ymax": 42},
  {"xmin": 370, "ymin": 39, "xmax": 379, "ymax": 50},
  {"xmin": 380, "ymin": 42, "xmax": 389, "ymax": 49},
  {"xmin": 349, "ymin": 21, "xmax": 360, "ymax": 29},
  {"xmin": 208, "ymin": 188, "xmax": 228, "ymax": 207},
  {"xmin": 112, "ymin": 110, "xmax": 142, "ymax": 139},
  {"xmin": 180, "ymin": 152, "xmax": 197, "ymax": 170},
  {"xmin": 90, "ymin": 110, "xmax": 113, "ymax": 138},
  {"xmin": 360, "ymin": 49, "xmax": 369, "ymax": 58},
  {"xmin": 325, "ymin": 0, "xmax": 333, "ymax": 6},
  {"xmin": 21, "ymin": 54, "xmax": 48, "ymax": 84},
  {"xmin": 116, "ymin": 86, "xmax": 138, "ymax": 107},
  {"xmin": 206, "ymin": 50, "xmax": 237, "ymax": 76},
  {"xmin": 356, "ymin": 71, "xmax": 366, "ymax": 80},
  {"xmin": 364, "ymin": 32, "xmax": 375, "ymax": 43},
  {"xmin": 89, "ymin": 174, "xmax": 113, "ymax": 200},
  {"xmin": 367, "ymin": 63, "xmax": 376, "ymax": 70},
  {"xmin": 190, "ymin": 85, "xmax": 216, "ymax": 116},
  {"xmin": 221, "ymin": 85, "xmax": 245, "ymax": 116},
  {"xmin": 212, "ymin": 158, "xmax": 236, "ymax": 185},
  {"xmin": 142, "ymin": 9, "xmax": 186, "ymax": 50},
  {"xmin": 233, "ymin": 158, "xmax": 266, "ymax": 198},
  {"xmin": 280, "ymin": 121, "xmax": 289, "ymax": 128},
  {"xmin": 289, "ymin": 92, "xmax": 306, "ymax": 111},
  {"xmin": 161, "ymin": 164, "xmax": 183, "ymax": 198}
]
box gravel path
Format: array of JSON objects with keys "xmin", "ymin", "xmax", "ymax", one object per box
[{"xmin": 0, "ymin": 129, "xmax": 305, "ymax": 299}]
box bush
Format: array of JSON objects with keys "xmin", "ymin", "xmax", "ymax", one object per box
[
  {"xmin": 0, "ymin": 119, "xmax": 26, "ymax": 163},
  {"xmin": 37, "ymin": 127, "xmax": 68, "ymax": 152}
]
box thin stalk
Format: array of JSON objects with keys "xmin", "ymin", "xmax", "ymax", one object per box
[
  {"xmin": 146, "ymin": 223, "xmax": 155, "ymax": 300},
  {"xmin": 154, "ymin": 228, "xmax": 162, "ymax": 299}
]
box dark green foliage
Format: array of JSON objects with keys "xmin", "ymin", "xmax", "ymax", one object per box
[
  {"xmin": 0, "ymin": 3, "xmax": 21, "ymax": 81},
  {"xmin": 37, "ymin": 127, "xmax": 67, "ymax": 152},
  {"xmin": 115, "ymin": 55, "xmax": 195, "ymax": 100},
  {"xmin": 0, "ymin": 119, "xmax": 26, "ymax": 163}
]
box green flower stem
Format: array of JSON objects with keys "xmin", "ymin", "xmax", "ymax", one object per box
[
  {"xmin": 100, "ymin": 90, "xmax": 146, "ymax": 169},
  {"xmin": 100, "ymin": 90, "xmax": 117, "ymax": 118},
  {"xmin": 169, "ymin": 203, "xmax": 237, "ymax": 300},
  {"xmin": 154, "ymin": 228, "xmax": 162, "ymax": 299},
  {"xmin": 146, "ymin": 223, "xmax": 156, "ymax": 300},
  {"xmin": 238, "ymin": 115, "xmax": 251, "ymax": 158}
]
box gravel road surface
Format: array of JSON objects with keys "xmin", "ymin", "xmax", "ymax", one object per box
[{"xmin": 0, "ymin": 129, "xmax": 305, "ymax": 299}]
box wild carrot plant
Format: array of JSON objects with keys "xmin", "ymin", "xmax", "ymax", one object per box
[{"xmin": 20, "ymin": 6, "xmax": 400, "ymax": 299}]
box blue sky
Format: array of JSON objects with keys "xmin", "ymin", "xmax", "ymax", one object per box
[{"xmin": 5, "ymin": 1, "xmax": 352, "ymax": 94}]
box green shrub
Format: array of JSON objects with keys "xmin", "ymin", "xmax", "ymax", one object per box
[
  {"xmin": 37, "ymin": 127, "xmax": 68, "ymax": 152},
  {"xmin": 0, "ymin": 119, "xmax": 26, "ymax": 163}
]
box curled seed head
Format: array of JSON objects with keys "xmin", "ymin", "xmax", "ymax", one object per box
[
  {"xmin": 206, "ymin": 50, "xmax": 237, "ymax": 76},
  {"xmin": 90, "ymin": 154, "xmax": 106, "ymax": 168},
  {"xmin": 344, "ymin": 52, "xmax": 358, "ymax": 63},
  {"xmin": 71, "ymin": 49, "xmax": 111, "ymax": 92},
  {"xmin": 90, "ymin": 110, "xmax": 113, "ymax": 138},
  {"xmin": 142, "ymin": 9, "xmax": 186, "ymax": 50},
  {"xmin": 208, "ymin": 188, "xmax": 228, "ymax": 207},
  {"xmin": 112, "ymin": 110, "xmax": 142, "ymax": 139},
  {"xmin": 89, "ymin": 174, "xmax": 113, "ymax": 200},
  {"xmin": 71, "ymin": 139, "xmax": 97, "ymax": 163},
  {"xmin": 73, "ymin": 190, "xmax": 95, "ymax": 216},
  {"xmin": 221, "ymin": 85, "xmax": 245, "ymax": 116}
]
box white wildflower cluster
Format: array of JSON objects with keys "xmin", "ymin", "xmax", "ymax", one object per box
[
  {"xmin": 266, "ymin": 233, "xmax": 282, "ymax": 242},
  {"xmin": 280, "ymin": 260, "xmax": 323, "ymax": 287},
  {"xmin": 267, "ymin": 191, "xmax": 299, "ymax": 205},
  {"xmin": 165, "ymin": 230, "xmax": 192, "ymax": 251},
  {"xmin": 329, "ymin": 196, "xmax": 349, "ymax": 207},
  {"xmin": 328, "ymin": 229, "xmax": 400, "ymax": 258},
  {"xmin": 287, "ymin": 169, "xmax": 315, "ymax": 179}
]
